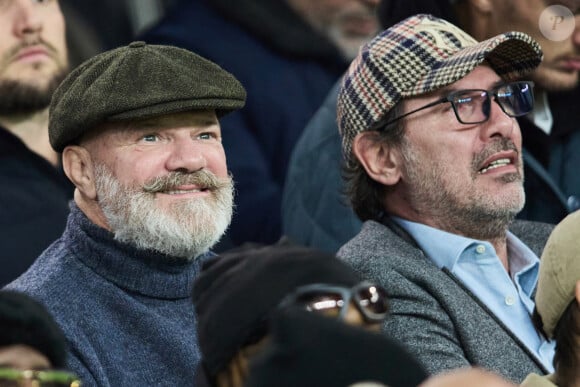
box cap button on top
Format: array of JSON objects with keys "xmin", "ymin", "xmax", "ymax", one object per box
[{"xmin": 128, "ymin": 41, "xmax": 146, "ymax": 48}]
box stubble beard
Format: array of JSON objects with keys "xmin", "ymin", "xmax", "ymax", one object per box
[
  {"xmin": 0, "ymin": 66, "xmax": 68, "ymax": 115},
  {"xmin": 93, "ymin": 164, "xmax": 234, "ymax": 260},
  {"xmin": 400, "ymin": 137, "xmax": 525, "ymax": 240},
  {"xmin": 0, "ymin": 37, "xmax": 68, "ymax": 115}
]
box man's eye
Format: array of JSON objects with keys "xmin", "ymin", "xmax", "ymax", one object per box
[
  {"xmin": 454, "ymin": 97, "xmax": 477, "ymax": 112},
  {"xmin": 198, "ymin": 132, "xmax": 216, "ymax": 140},
  {"xmin": 441, "ymin": 103, "xmax": 454, "ymax": 112},
  {"xmin": 455, "ymin": 96, "xmax": 474, "ymax": 106},
  {"xmin": 141, "ymin": 134, "xmax": 159, "ymax": 142}
]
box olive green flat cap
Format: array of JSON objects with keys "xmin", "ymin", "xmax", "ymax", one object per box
[{"xmin": 49, "ymin": 41, "xmax": 246, "ymax": 152}]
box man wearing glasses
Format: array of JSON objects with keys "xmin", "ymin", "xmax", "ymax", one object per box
[{"xmin": 336, "ymin": 14, "xmax": 554, "ymax": 383}]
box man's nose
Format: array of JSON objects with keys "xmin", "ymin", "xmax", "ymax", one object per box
[
  {"xmin": 165, "ymin": 139, "xmax": 207, "ymax": 173},
  {"xmin": 480, "ymin": 99, "xmax": 515, "ymax": 140},
  {"xmin": 13, "ymin": 1, "xmax": 42, "ymax": 37},
  {"xmin": 343, "ymin": 302, "xmax": 366, "ymax": 326}
]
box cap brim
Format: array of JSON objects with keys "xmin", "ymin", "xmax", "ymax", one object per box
[
  {"xmin": 406, "ymin": 31, "xmax": 543, "ymax": 98},
  {"xmin": 107, "ymin": 98, "xmax": 246, "ymax": 122}
]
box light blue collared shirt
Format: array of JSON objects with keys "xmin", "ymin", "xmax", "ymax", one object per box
[{"xmin": 393, "ymin": 216, "xmax": 555, "ymax": 372}]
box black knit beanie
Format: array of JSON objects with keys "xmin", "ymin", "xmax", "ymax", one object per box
[
  {"xmin": 192, "ymin": 238, "xmax": 361, "ymax": 377},
  {"xmin": 246, "ymin": 307, "xmax": 428, "ymax": 387},
  {"xmin": 0, "ymin": 291, "xmax": 67, "ymax": 368}
]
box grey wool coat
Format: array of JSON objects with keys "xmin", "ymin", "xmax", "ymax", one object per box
[{"xmin": 337, "ymin": 218, "xmax": 553, "ymax": 384}]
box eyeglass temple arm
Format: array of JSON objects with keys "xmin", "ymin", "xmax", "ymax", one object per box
[{"xmin": 376, "ymin": 96, "xmax": 449, "ymax": 131}]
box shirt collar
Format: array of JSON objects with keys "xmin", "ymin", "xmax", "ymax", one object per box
[
  {"xmin": 507, "ymin": 232, "xmax": 540, "ymax": 296},
  {"xmin": 392, "ymin": 216, "xmax": 540, "ymax": 293},
  {"xmin": 392, "ymin": 216, "xmax": 475, "ymax": 271}
]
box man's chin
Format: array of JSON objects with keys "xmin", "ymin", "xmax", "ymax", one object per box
[
  {"xmin": 0, "ymin": 68, "xmax": 68, "ymax": 114},
  {"xmin": 112, "ymin": 219, "xmax": 228, "ymax": 259},
  {"xmin": 533, "ymin": 67, "xmax": 579, "ymax": 92},
  {"xmin": 113, "ymin": 198, "xmax": 233, "ymax": 259}
]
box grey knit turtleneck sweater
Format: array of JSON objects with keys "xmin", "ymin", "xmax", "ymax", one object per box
[{"xmin": 5, "ymin": 202, "xmax": 212, "ymax": 386}]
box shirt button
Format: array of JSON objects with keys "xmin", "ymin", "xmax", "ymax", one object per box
[
  {"xmin": 475, "ymin": 245, "xmax": 486, "ymax": 254},
  {"xmin": 505, "ymin": 296, "xmax": 515, "ymax": 306}
]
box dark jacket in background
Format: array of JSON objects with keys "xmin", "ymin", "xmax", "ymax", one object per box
[
  {"xmin": 0, "ymin": 127, "xmax": 72, "ymax": 287},
  {"xmin": 140, "ymin": 0, "xmax": 348, "ymax": 249},
  {"xmin": 282, "ymin": 82, "xmax": 355, "ymax": 253},
  {"xmin": 518, "ymin": 86, "xmax": 580, "ymax": 223}
]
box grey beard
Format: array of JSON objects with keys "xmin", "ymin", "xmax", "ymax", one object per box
[
  {"xmin": 0, "ymin": 69, "xmax": 67, "ymax": 115},
  {"xmin": 93, "ymin": 164, "xmax": 234, "ymax": 260},
  {"xmin": 326, "ymin": 26, "xmax": 370, "ymax": 61}
]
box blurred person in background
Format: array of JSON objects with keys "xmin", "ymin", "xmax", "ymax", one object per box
[
  {"xmin": 522, "ymin": 210, "xmax": 580, "ymax": 387},
  {"xmin": 420, "ymin": 368, "xmax": 517, "ymax": 387},
  {"xmin": 0, "ymin": 290, "xmax": 80, "ymax": 387},
  {"xmin": 0, "ymin": 0, "xmax": 72, "ymax": 286},
  {"xmin": 456, "ymin": 0, "xmax": 580, "ymax": 222},
  {"xmin": 191, "ymin": 240, "xmax": 398, "ymax": 387},
  {"xmin": 244, "ymin": 307, "xmax": 427, "ymax": 387}
]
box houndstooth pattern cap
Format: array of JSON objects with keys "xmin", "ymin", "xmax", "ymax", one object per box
[{"xmin": 337, "ymin": 14, "xmax": 543, "ymax": 165}]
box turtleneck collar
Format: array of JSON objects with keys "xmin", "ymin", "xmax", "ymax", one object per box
[{"xmin": 64, "ymin": 202, "xmax": 213, "ymax": 299}]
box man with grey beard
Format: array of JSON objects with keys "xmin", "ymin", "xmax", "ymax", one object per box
[
  {"xmin": 336, "ymin": 14, "xmax": 556, "ymax": 383},
  {"xmin": 140, "ymin": 0, "xmax": 380, "ymax": 249},
  {"xmin": 0, "ymin": 0, "xmax": 71, "ymax": 286},
  {"xmin": 4, "ymin": 41, "xmax": 246, "ymax": 386}
]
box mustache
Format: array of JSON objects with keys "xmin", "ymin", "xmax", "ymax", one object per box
[
  {"xmin": 472, "ymin": 137, "xmax": 518, "ymax": 171},
  {"xmin": 4, "ymin": 37, "xmax": 59, "ymax": 62},
  {"xmin": 142, "ymin": 170, "xmax": 230, "ymax": 193}
]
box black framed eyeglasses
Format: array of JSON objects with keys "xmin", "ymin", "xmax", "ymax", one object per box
[
  {"xmin": 378, "ymin": 81, "xmax": 535, "ymax": 130},
  {"xmin": 279, "ymin": 281, "xmax": 389, "ymax": 323},
  {"xmin": 0, "ymin": 368, "xmax": 81, "ymax": 386}
]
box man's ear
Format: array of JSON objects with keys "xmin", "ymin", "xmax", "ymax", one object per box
[
  {"xmin": 352, "ymin": 131, "xmax": 401, "ymax": 187},
  {"xmin": 575, "ymin": 280, "xmax": 580, "ymax": 305},
  {"xmin": 62, "ymin": 145, "xmax": 98, "ymax": 200}
]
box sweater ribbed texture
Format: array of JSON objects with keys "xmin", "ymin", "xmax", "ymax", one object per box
[{"xmin": 5, "ymin": 203, "xmax": 211, "ymax": 386}]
